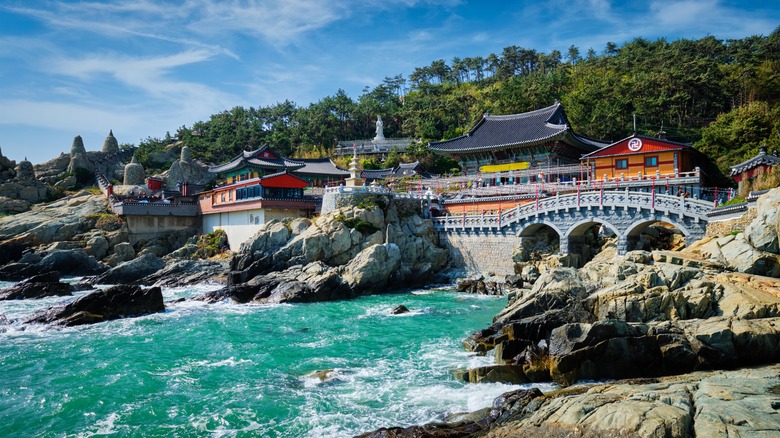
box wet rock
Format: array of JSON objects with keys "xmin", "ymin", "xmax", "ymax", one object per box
[
  {"xmin": 144, "ymin": 259, "xmax": 228, "ymax": 287},
  {"xmin": 25, "ymin": 284, "xmax": 164, "ymax": 326},
  {"xmin": 0, "ymin": 271, "xmax": 74, "ymax": 300},
  {"xmin": 390, "ymin": 305, "xmax": 409, "ymax": 315},
  {"xmin": 456, "ymin": 276, "xmax": 505, "ymax": 295}
]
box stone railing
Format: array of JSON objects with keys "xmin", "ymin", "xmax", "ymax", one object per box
[
  {"xmin": 433, "ymin": 190, "xmax": 713, "ymax": 231},
  {"xmin": 429, "ymin": 168, "xmax": 702, "ymax": 195},
  {"xmin": 324, "ymin": 185, "xmax": 392, "ymax": 195},
  {"xmin": 334, "ymin": 139, "xmax": 413, "ymax": 156}
]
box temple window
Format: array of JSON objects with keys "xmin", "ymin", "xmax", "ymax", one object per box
[
  {"xmin": 615, "ymin": 159, "xmax": 628, "ymax": 170},
  {"xmin": 645, "ymin": 156, "xmax": 658, "ymax": 167}
]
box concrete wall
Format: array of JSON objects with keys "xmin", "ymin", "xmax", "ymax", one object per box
[
  {"xmin": 126, "ymin": 215, "xmax": 199, "ymax": 245},
  {"xmin": 438, "ymin": 230, "xmax": 520, "ymax": 276},
  {"xmin": 202, "ymin": 208, "xmax": 308, "ymax": 251},
  {"xmin": 203, "ymin": 209, "xmax": 263, "ymax": 251}
]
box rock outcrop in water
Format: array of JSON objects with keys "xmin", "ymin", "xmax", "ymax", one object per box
[
  {"xmin": 360, "ymin": 363, "xmax": 780, "ymax": 438},
  {"xmin": 0, "ymin": 272, "xmax": 74, "ymax": 300},
  {"xmin": 201, "ymin": 199, "xmax": 449, "ymax": 304},
  {"xmin": 24, "ymin": 284, "xmax": 164, "ymax": 326}
]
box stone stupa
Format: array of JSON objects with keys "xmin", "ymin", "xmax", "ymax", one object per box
[
  {"xmin": 67, "ymin": 135, "xmax": 92, "ymax": 173},
  {"xmin": 123, "ymin": 155, "xmax": 145, "ymax": 186},
  {"xmin": 102, "ymin": 130, "xmax": 119, "ymax": 154}
]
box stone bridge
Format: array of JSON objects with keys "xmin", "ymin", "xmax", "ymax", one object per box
[{"xmin": 432, "ymin": 189, "xmax": 714, "ymax": 275}]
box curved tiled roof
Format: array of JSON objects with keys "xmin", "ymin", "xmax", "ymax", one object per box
[
  {"xmin": 427, "ymin": 103, "xmax": 605, "ymax": 154},
  {"xmin": 361, "ymin": 161, "xmax": 427, "ymax": 180},
  {"xmin": 730, "ymin": 147, "xmax": 780, "ymax": 176},
  {"xmin": 361, "ymin": 168, "xmax": 394, "ymax": 179},
  {"xmin": 208, "ymin": 146, "xmax": 304, "ymax": 173},
  {"xmin": 294, "ymin": 158, "xmax": 350, "ymax": 176}
]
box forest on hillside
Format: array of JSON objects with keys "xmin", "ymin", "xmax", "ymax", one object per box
[{"xmin": 137, "ymin": 28, "xmax": 780, "ymax": 176}]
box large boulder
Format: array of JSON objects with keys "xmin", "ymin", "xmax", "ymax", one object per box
[
  {"xmin": 342, "ymin": 243, "xmax": 401, "ymax": 292},
  {"xmin": 24, "ymin": 284, "xmax": 164, "ymax": 326}
]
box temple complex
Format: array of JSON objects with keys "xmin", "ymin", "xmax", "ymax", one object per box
[
  {"xmin": 427, "ymin": 103, "xmax": 607, "ymax": 176},
  {"xmin": 208, "ymin": 146, "xmax": 305, "ymax": 184}
]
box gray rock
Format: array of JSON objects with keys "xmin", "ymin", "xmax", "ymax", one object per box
[
  {"xmin": 24, "ymin": 284, "xmax": 164, "ymax": 326},
  {"xmin": 86, "ymin": 235, "xmax": 109, "ymax": 260},
  {"xmin": 107, "ymin": 242, "xmax": 135, "ymax": 266},
  {"xmin": 92, "ymin": 253, "xmax": 166, "ymax": 285}
]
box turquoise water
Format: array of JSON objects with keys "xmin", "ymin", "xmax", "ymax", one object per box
[{"xmin": 0, "ymin": 283, "xmax": 549, "ymax": 437}]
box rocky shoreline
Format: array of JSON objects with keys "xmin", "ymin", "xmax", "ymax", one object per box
[{"xmin": 1, "ymin": 186, "xmax": 780, "ymax": 436}]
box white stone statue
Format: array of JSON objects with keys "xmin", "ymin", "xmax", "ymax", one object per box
[{"xmin": 374, "ymin": 115, "xmax": 385, "ymax": 141}]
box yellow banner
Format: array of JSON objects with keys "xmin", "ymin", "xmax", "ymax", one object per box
[{"xmin": 479, "ymin": 162, "xmax": 530, "ymax": 173}]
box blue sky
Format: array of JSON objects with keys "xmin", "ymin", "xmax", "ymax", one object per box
[{"xmin": 0, "ymin": 0, "xmax": 777, "ymax": 164}]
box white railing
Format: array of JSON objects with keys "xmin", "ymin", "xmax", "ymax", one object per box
[
  {"xmin": 428, "ymin": 168, "xmax": 701, "ymax": 196},
  {"xmin": 433, "ymin": 190, "xmax": 713, "ymax": 231}
]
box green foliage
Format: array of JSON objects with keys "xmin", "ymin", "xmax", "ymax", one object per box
[
  {"xmin": 342, "ymin": 217, "xmax": 380, "ymax": 235},
  {"xmin": 132, "ymin": 29, "xmax": 780, "ymax": 177},
  {"xmin": 720, "ymin": 196, "xmax": 746, "ymax": 206},
  {"xmin": 87, "ymin": 212, "xmax": 125, "ymax": 231},
  {"xmin": 74, "ymin": 167, "xmax": 94, "ymax": 187},
  {"xmin": 195, "ymin": 229, "xmax": 229, "ymax": 258},
  {"xmin": 355, "ymin": 197, "xmax": 387, "ymax": 211},
  {"xmin": 696, "ymin": 101, "xmax": 780, "ymax": 174}
]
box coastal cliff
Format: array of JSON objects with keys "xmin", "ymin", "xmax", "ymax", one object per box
[
  {"xmin": 201, "ymin": 195, "xmax": 450, "ymax": 303},
  {"xmin": 360, "ymin": 188, "xmax": 780, "ymax": 437}
]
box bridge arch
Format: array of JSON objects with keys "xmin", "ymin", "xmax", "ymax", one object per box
[
  {"xmin": 516, "ymin": 222, "xmax": 564, "ymax": 260},
  {"xmin": 564, "ymin": 218, "xmax": 621, "ymax": 241},
  {"xmin": 563, "ymin": 218, "xmax": 621, "ymax": 264},
  {"xmin": 624, "ymin": 218, "xmax": 691, "ymax": 252}
]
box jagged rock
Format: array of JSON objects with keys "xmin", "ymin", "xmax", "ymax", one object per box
[
  {"xmin": 0, "ymin": 191, "xmax": 107, "ymax": 246},
  {"xmin": 457, "ymin": 276, "xmax": 505, "ymax": 295},
  {"xmin": 0, "ymin": 196, "xmax": 29, "ymax": 213},
  {"xmin": 202, "ymin": 261, "xmax": 350, "ymax": 304},
  {"xmin": 230, "ymin": 203, "xmax": 448, "ymax": 294},
  {"xmin": 143, "ymin": 259, "xmax": 228, "ymax": 287},
  {"xmin": 54, "ymin": 175, "xmax": 77, "ymax": 190},
  {"xmin": 14, "ymin": 159, "xmax": 35, "ymax": 181},
  {"xmin": 91, "ymin": 253, "xmax": 166, "ymax": 285},
  {"xmin": 24, "ymin": 284, "xmax": 164, "ymax": 326},
  {"xmin": 0, "ymin": 271, "xmax": 73, "ymax": 300},
  {"xmin": 164, "ymin": 145, "xmax": 210, "ymax": 189},
  {"xmin": 289, "ymin": 218, "xmax": 311, "ymax": 236},
  {"xmin": 35, "ymin": 248, "xmax": 106, "ymax": 275},
  {"xmin": 390, "ymin": 305, "xmax": 409, "ymax": 315},
  {"xmin": 342, "ymin": 243, "xmax": 401, "ymax": 292}
]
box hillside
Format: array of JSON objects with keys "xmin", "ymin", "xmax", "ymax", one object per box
[{"xmin": 136, "ymin": 29, "xmax": 780, "ymax": 177}]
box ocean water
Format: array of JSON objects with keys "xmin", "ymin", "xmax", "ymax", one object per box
[{"xmin": 0, "ymin": 283, "xmax": 553, "ymax": 437}]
